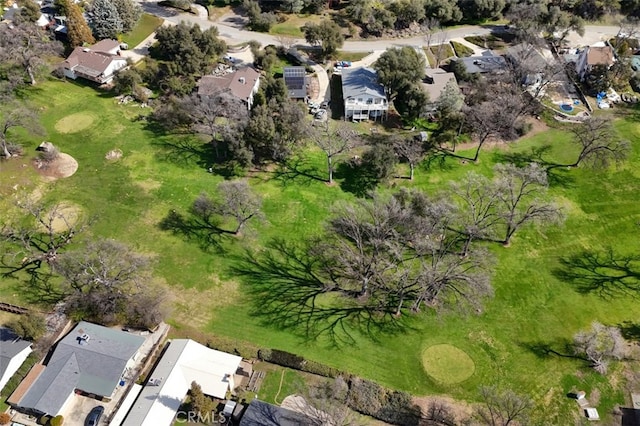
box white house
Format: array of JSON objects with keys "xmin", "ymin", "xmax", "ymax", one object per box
[
  {"xmin": 120, "ymin": 339, "xmax": 243, "ymax": 426},
  {"xmin": 61, "ymin": 39, "xmax": 127, "ymax": 84},
  {"xmin": 0, "ymin": 327, "xmax": 32, "ymax": 393},
  {"xmin": 575, "ymin": 44, "xmax": 615, "ymax": 80},
  {"xmin": 341, "ymin": 67, "xmax": 388, "ymax": 121}
]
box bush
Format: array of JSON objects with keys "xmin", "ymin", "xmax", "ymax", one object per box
[
  {"xmin": 158, "ymin": 0, "xmax": 194, "ymax": 12},
  {"xmin": 347, "ymin": 377, "xmax": 422, "ymax": 425},
  {"xmin": 50, "ymin": 415, "xmax": 64, "ymax": 426},
  {"xmin": 0, "ymin": 413, "xmax": 11, "ymax": 425},
  {"xmin": 258, "ymin": 348, "xmax": 344, "ymax": 378},
  {"xmin": 8, "ymin": 313, "xmax": 47, "ymax": 341}
]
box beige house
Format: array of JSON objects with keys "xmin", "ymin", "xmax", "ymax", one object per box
[{"xmin": 61, "ymin": 40, "xmax": 127, "ymax": 84}]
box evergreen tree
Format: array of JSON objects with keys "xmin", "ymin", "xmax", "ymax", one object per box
[
  {"xmin": 111, "ymin": 0, "xmax": 141, "ymax": 33},
  {"xmin": 65, "ymin": 0, "xmax": 95, "ymax": 47},
  {"xmin": 87, "ymin": 0, "xmax": 123, "ymax": 40}
]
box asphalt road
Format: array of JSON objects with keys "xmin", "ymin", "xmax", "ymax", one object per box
[{"xmin": 136, "ymin": 2, "xmax": 623, "ymax": 51}]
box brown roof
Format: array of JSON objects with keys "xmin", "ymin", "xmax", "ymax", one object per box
[
  {"xmin": 91, "ymin": 39, "xmax": 120, "ymax": 53},
  {"xmin": 63, "ymin": 46, "xmax": 125, "ymax": 76},
  {"xmin": 7, "ymin": 363, "xmax": 45, "ymax": 406},
  {"xmin": 586, "ymin": 46, "xmax": 615, "ymax": 66},
  {"xmin": 198, "ymin": 67, "xmax": 260, "ymax": 101}
]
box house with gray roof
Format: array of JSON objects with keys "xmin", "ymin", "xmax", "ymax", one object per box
[
  {"xmin": 239, "ymin": 399, "xmax": 317, "ymax": 426},
  {"xmin": 341, "ymin": 67, "xmax": 388, "ymax": 121},
  {"xmin": 455, "ymin": 51, "xmax": 507, "ymax": 75},
  {"xmin": 283, "ymin": 66, "xmax": 308, "ymax": 99},
  {"xmin": 8, "ymin": 321, "xmax": 144, "ymax": 417},
  {"xmin": 0, "ymin": 327, "xmax": 32, "ymax": 393}
]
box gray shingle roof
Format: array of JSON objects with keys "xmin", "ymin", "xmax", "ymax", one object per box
[
  {"xmin": 239, "ymin": 400, "xmax": 317, "ymax": 426},
  {"xmin": 341, "ymin": 67, "xmax": 386, "ymax": 100},
  {"xmin": 0, "ymin": 327, "xmax": 32, "ymax": 383},
  {"xmin": 458, "ymin": 52, "xmax": 507, "ymax": 74},
  {"xmin": 17, "ymin": 322, "xmax": 144, "ymax": 415}
]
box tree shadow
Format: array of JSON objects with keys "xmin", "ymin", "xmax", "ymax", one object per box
[
  {"xmin": 491, "ymin": 147, "xmax": 576, "ymax": 187},
  {"xmin": 231, "ymin": 238, "xmax": 409, "ymax": 346},
  {"xmin": 270, "ymin": 157, "xmax": 326, "ymax": 187},
  {"xmin": 619, "ymin": 321, "xmax": 640, "ymax": 342},
  {"xmin": 517, "ymin": 340, "xmax": 586, "ymax": 361},
  {"xmin": 18, "ymin": 270, "xmax": 66, "ymax": 305},
  {"xmin": 553, "ymin": 249, "xmax": 640, "ymax": 298},
  {"xmin": 335, "ymin": 162, "xmax": 379, "ymax": 197},
  {"xmin": 145, "ymin": 119, "xmax": 215, "ymax": 170},
  {"xmin": 158, "ymin": 209, "xmax": 228, "ymax": 253}
]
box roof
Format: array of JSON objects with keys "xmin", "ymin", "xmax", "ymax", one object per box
[
  {"xmin": 197, "ymin": 67, "xmax": 260, "ymax": 101},
  {"xmin": 90, "ymin": 39, "xmax": 121, "ymax": 53},
  {"xmin": 422, "ymin": 69, "xmax": 456, "ymax": 102},
  {"xmin": 585, "ymin": 46, "xmax": 615, "ymax": 66},
  {"xmin": 15, "ymin": 322, "xmax": 144, "ymax": 415},
  {"xmin": 341, "ymin": 67, "xmax": 386, "ymax": 100},
  {"xmin": 122, "ymin": 339, "xmax": 242, "ymax": 426},
  {"xmin": 0, "ymin": 327, "xmax": 32, "ymax": 363},
  {"xmin": 283, "ymin": 66, "xmax": 307, "ymax": 98},
  {"xmin": 239, "ymin": 400, "xmax": 317, "ymax": 426},
  {"xmin": 458, "ymin": 52, "xmax": 507, "ymax": 74},
  {"xmin": 506, "ymin": 43, "xmax": 550, "ymax": 71},
  {"xmin": 63, "ymin": 44, "xmax": 125, "ymax": 77},
  {"xmin": 7, "ymin": 364, "xmax": 45, "ymax": 406}
]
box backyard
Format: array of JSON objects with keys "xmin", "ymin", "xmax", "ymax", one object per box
[{"xmin": 1, "ymin": 79, "xmax": 639, "ymax": 423}]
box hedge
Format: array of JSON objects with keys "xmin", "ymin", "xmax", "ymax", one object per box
[
  {"xmin": 257, "ymin": 348, "xmax": 345, "ymax": 378},
  {"xmin": 347, "ymin": 377, "xmax": 423, "ymax": 425},
  {"xmin": 0, "ymin": 352, "xmax": 39, "ymax": 402}
]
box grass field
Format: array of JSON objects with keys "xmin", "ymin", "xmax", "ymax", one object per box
[
  {"xmin": 269, "ymin": 14, "xmax": 324, "ymax": 37},
  {"xmin": 121, "ymin": 14, "xmax": 164, "ymax": 48},
  {"xmin": 450, "ymin": 40, "xmax": 474, "ymax": 57},
  {"xmin": 1, "ymin": 79, "xmax": 639, "ymax": 423}
]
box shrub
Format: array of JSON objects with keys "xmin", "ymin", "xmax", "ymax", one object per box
[
  {"xmin": 50, "ymin": 415, "xmax": 64, "ymax": 426},
  {"xmin": 258, "ymin": 348, "xmax": 344, "ymax": 378},
  {"xmin": 347, "ymin": 377, "xmax": 422, "ymax": 425},
  {"xmin": 0, "ymin": 413, "xmax": 11, "ymax": 425}
]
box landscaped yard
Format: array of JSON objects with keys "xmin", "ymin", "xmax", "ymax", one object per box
[
  {"xmin": 121, "ymin": 14, "xmax": 164, "ymax": 48},
  {"xmin": 269, "ymin": 14, "xmax": 324, "ymax": 37},
  {"xmin": 1, "ymin": 78, "xmax": 639, "ymax": 423}
]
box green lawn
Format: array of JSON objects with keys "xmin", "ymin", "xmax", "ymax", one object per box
[
  {"xmin": 121, "ymin": 14, "xmax": 164, "ymax": 48},
  {"xmin": 269, "ymin": 14, "xmax": 324, "ymax": 38},
  {"xmin": 335, "ymin": 51, "xmax": 371, "ymax": 62},
  {"xmin": 450, "ymin": 40, "xmax": 474, "ymax": 57},
  {"xmin": 1, "ymin": 80, "xmax": 640, "ymax": 423}
]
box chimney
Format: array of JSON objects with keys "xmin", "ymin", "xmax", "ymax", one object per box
[{"xmin": 239, "ymin": 77, "xmax": 246, "ymax": 84}]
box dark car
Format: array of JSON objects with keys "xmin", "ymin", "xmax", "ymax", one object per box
[{"xmin": 85, "ymin": 406, "xmax": 104, "ymax": 426}]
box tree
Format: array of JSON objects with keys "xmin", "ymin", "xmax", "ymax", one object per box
[
  {"xmin": 282, "ymin": 0, "xmax": 304, "ymax": 13},
  {"xmin": 494, "ymin": 163, "xmax": 562, "ymax": 246},
  {"xmin": 213, "ymin": 179, "xmax": 263, "ymax": 235},
  {"xmin": 583, "ymin": 63, "xmax": 612, "ymax": 94},
  {"xmin": 361, "ymin": 142, "xmax": 398, "ymax": 182},
  {"xmin": 544, "ymin": 6, "xmax": 584, "ymax": 44},
  {"xmin": 394, "ymin": 83, "xmax": 429, "ymax": 120},
  {"xmin": 475, "ymin": 386, "xmax": 532, "ymax": 426},
  {"xmin": 436, "ymin": 79, "xmax": 464, "ymax": 120},
  {"xmin": 0, "ymin": 23, "xmax": 63, "ymax": 85},
  {"xmin": 373, "ymin": 47, "xmax": 425, "ymax": 100},
  {"xmin": 87, "ymin": 0, "xmax": 123, "ymax": 40},
  {"xmin": 0, "ymin": 103, "xmax": 41, "ymax": 158},
  {"xmin": 459, "ymin": 0, "xmax": 506, "ymax": 21},
  {"xmin": 8, "ymin": 313, "xmax": 47, "ymax": 341},
  {"xmin": 574, "ymin": 322, "xmax": 627, "ymax": 374},
  {"xmin": 424, "ymin": 0, "xmax": 462, "ymax": 23},
  {"xmin": 113, "ymin": 68, "xmax": 142, "ymax": 96},
  {"xmin": 49, "ymin": 415, "xmax": 64, "ymax": 426},
  {"xmin": 243, "ymin": 0, "xmax": 277, "ymax": 32},
  {"xmin": 557, "ymin": 116, "xmax": 630, "ymax": 170},
  {"xmin": 17, "ymin": 0, "xmax": 42, "ymax": 23},
  {"xmin": 64, "ymin": 0, "xmax": 95, "ymax": 47},
  {"xmin": 0, "ymin": 413, "xmax": 11, "ymax": 426},
  {"xmin": 111, "ymin": 0, "xmax": 141, "ymax": 33},
  {"xmin": 311, "ymin": 123, "xmax": 360, "ymax": 184},
  {"xmin": 302, "ymin": 20, "xmax": 344, "ymax": 59},
  {"xmin": 393, "ymin": 135, "xmax": 426, "ymax": 180},
  {"xmin": 291, "ymin": 377, "xmax": 360, "ymax": 426},
  {"xmin": 189, "ymin": 381, "xmax": 215, "ymax": 415}
]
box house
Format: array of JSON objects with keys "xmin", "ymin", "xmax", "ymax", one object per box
[
  {"xmin": 456, "ymin": 51, "xmax": 507, "ymax": 75},
  {"xmin": 8, "ymin": 322, "xmax": 144, "ymax": 417},
  {"xmin": 197, "ymin": 67, "xmax": 261, "ymax": 110},
  {"xmin": 0, "ymin": 327, "xmax": 32, "ymax": 392},
  {"xmin": 575, "ymin": 44, "xmax": 615, "ymax": 80},
  {"xmin": 61, "ymin": 39, "xmax": 127, "ymax": 84},
  {"xmin": 120, "ymin": 339, "xmax": 243, "ymax": 426},
  {"xmin": 283, "ymin": 66, "xmax": 307, "ymax": 99},
  {"xmin": 239, "ymin": 399, "xmax": 317, "ymax": 426},
  {"xmin": 341, "ymin": 67, "xmax": 388, "ymax": 121},
  {"xmin": 422, "ymin": 68, "xmax": 457, "ymax": 107}
]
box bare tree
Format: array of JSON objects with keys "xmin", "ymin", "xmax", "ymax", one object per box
[
  {"xmin": 312, "ymin": 123, "xmax": 360, "ymax": 184},
  {"xmin": 574, "ymin": 322, "xmax": 627, "ymax": 374},
  {"xmin": 0, "ymin": 24, "xmax": 63, "ymax": 85},
  {"xmin": 494, "ymin": 163, "xmax": 562, "ymax": 246},
  {"xmin": 56, "ymin": 239, "xmax": 167, "ymax": 327},
  {"xmin": 556, "ymin": 117, "xmax": 630, "ymax": 170},
  {"xmin": 449, "ymin": 172, "xmax": 501, "ymax": 255},
  {"xmin": 275, "ymin": 35, "xmax": 297, "ymax": 50},
  {"xmin": 289, "ymin": 377, "xmax": 359, "ymax": 426},
  {"xmin": 1, "ymin": 103, "xmax": 42, "ymax": 158},
  {"xmin": 475, "ymin": 386, "xmax": 532, "ymax": 426},
  {"xmin": 393, "ymin": 135, "xmax": 426, "ymax": 180},
  {"xmin": 1, "ymin": 199, "xmax": 86, "ymax": 276},
  {"xmin": 214, "ymin": 179, "xmax": 263, "ymax": 235}
]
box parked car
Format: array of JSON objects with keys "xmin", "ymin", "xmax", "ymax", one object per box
[
  {"xmin": 314, "ymin": 109, "xmax": 327, "ymax": 119},
  {"xmin": 336, "ymin": 61, "xmax": 352, "ymax": 67},
  {"xmin": 310, "ymin": 106, "xmax": 320, "ymax": 114},
  {"xmin": 320, "ymin": 100, "xmax": 329, "ymax": 109},
  {"xmin": 85, "ymin": 406, "xmax": 104, "ymax": 426},
  {"xmin": 223, "ymin": 55, "xmax": 237, "ymax": 63}
]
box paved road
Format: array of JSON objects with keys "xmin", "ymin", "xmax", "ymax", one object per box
[{"xmin": 136, "ymin": 3, "xmax": 623, "ymax": 51}]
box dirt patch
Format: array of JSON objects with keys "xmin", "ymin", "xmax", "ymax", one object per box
[
  {"xmin": 36, "ymin": 202, "xmax": 82, "ymax": 233},
  {"xmin": 54, "ymin": 112, "xmax": 96, "ymax": 134},
  {"xmin": 105, "ymin": 149, "xmax": 123, "ymax": 161},
  {"xmin": 34, "ymin": 153, "xmax": 78, "ymax": 180}
]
